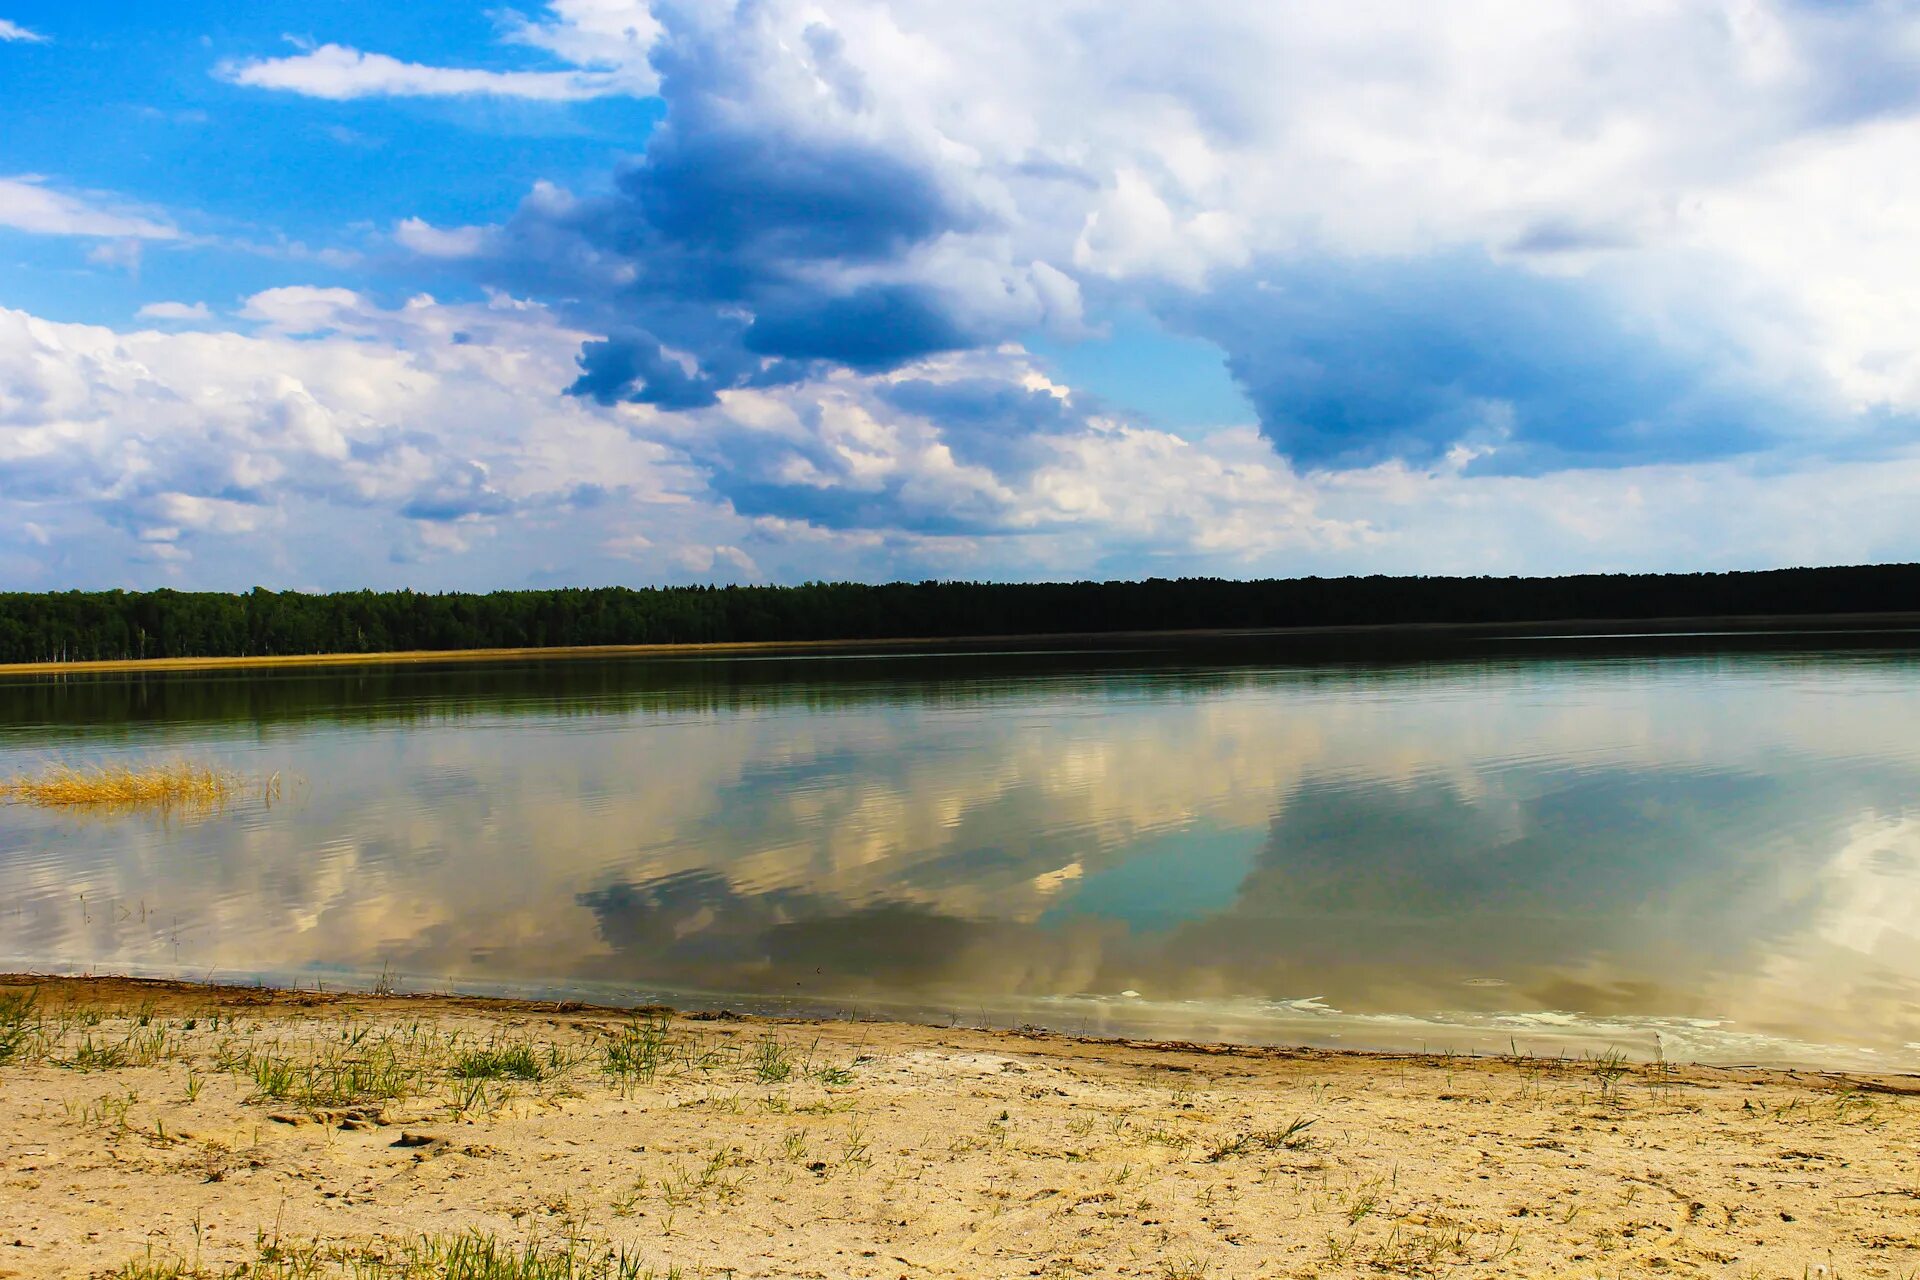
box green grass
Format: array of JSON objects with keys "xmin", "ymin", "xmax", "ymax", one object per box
[
  {"xmin": 603, "ymin": 1017, "xmax": 672, "ymax": 1083},
  {"xmin": 0, "ymin": 989, "xmax": 36, "ymax": 1064},
  {"xmin": 1585, "ymin": 1047, "xmax": 1630, "ymax": 1102},
  {"xmin": 1205, "ymin": 1114, "xmax": 1317, "ymax": 1161},
  {"xmin": 66, "ymin": 1034, "xmax": 132, "ymax": 1071},
  {"xmin": 749, "ymin": 1035, "xmax": 792, "ymax": 1083},
  {"xmin": 114, "ymin": 1230, "xmax": 680, "ymax": 1279},
  {"xmin": 246, "ymin": 1044, "xmax": 418, "ymax": 1107},
  {"xmin": 451, "ymin": 1045, "xmax": 544, "ymax": 1082}
]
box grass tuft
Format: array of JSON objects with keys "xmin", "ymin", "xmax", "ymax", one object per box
[
  {"xmin": 0, "ymin": 989, "xmax": 36, "ymax": 1064},
  {"xmin": 113, "ymin": 1229, "xmax": 678, "ymax": 1279},
  {"xmin": 452, "ymin": 1045, "xmax": 545, "ymax": 1082},
  {"xmin": 604, "ymin": 1016, "xmax": 672, "ymax": 1083}
]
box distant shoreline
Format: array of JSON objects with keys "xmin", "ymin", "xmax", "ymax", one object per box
[{"xmin": 3, "ymin": 608, "xmax": 1920, "ymax": 677}]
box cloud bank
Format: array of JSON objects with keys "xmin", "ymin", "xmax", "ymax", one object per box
[
  {"xmin": 430, "ymin": 1, "xmax": 1920, "ymax": 478},
  {"xmin": 8, "ymin": 0, "xmax": 1920, "ymax": 586}
]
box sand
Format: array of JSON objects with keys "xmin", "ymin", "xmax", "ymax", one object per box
[{"xmin": 1, "ymin": 976, "xmax": 1917, "ymax": 1279}]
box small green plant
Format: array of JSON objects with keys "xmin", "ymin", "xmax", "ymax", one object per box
[
  {"xmin": 605, "ymin": 1016, "xmax": 672, "ymax": 1083},
  {"xmin": 1162, "ymin": 1253, "xmax": 1211, "ymax": 1280},
  {"xmin": 611, "ymin": 1179, "xmax": 646, "ymax": 1218},
  {"xmin": 452, "ymin": 1045, "xmax": 544, "ymax": 1082},
  {"xmin": 251, "ymin": 1055, "xmax": 297, "ymax": 1100},
  {"xmin": 840, "ymin": 1119, "xmax": 872, "ymax": 1169},
  {"xmin": 1586, "ymin": 1048, "xmax": 1630, "ymax": 1102},
  {"xmin": 749, "ymin": 1036, "xmax": 793, "ymax": 1084},
  {"xmin": 447, "ymin": 1077, "xmax": 499, "ymax": 1120},
  {"xmin": 0, "ymin": 989, "xmax": 35, "ymax": 1064},
  {"xmin": 659, "ymin": 1148, "xmax": 751, "ymax": 1208},
  {"xmin": 109, "ymin": 1246, "xmax": 196, "ymax": 1279},
  {"xmin": 1346, "ymin": 1181, "xmax": 1382, "ymax": 1224},
  {"xmin": 67, "ymin": 1033, "xmax": 131, "ymax": 1071},
  {"xmin": 1205, "ymin": 1114, "xmax": 1317, "ymax": 1161},
  {"xmin": 67, "ymin": 1089, "xmax": 138, "ymax": 1134}
]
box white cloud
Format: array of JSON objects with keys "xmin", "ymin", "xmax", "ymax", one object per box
[
  {"xmin": 236, "ymin": 285, "xmax": 369, "ymax": 334},
  {"xmin": 0, "ymin": 289, "xmax": 1364, "ymax": 585},
  {"xmin": 217, "ymin": 41, "xmax": 646, "ymax": 101},
  {"xmin": 0, "ymin": 293, "xmax": 704, "ymax": 583},
  {"xmin": 483, "ymin": 0, "xmax": 1920, "ymax": 438},
  {"xmin": 216, "ymin": 3, "xmax": 664, "ymax": 105},
  {"xmin": 9, "ymin": 288, "xmax": 1920, "ymax": 587},
  {"xmin": 0, "ymin": 175, "xmax": 177, "ymax": 239},
  {"xmin": 601, "ymin": 532, "xmax": 654, "ymax": 559},
  {"xmin": 136, "ymin": 301, "xmax": 214, "ymax": 322},
  {"xmin": 85, "ymin": 239, "xmax": 143, "ymax": 274},
  {"xmin": 23, "ymin": 1, "xmax": 1920, "ymax": 583},
  {"xmin": 503, "ymin": 0, "xmax": 660, "ymax": 84},
  {"xmin": 0, "ymin": 18, "xmax": 46, "ymax": 42},
  {"xmin": 394, "ymin": 217, "xmax": 491, "ymax": 259},
  {"xmin": 671, "ymin": 543, "xmax": 760, "ymax": 577}
]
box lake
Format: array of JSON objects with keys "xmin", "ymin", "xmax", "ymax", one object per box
[{"xmin": 4, "ymin": 628, "xmax": 1920, "ymax": 1069}]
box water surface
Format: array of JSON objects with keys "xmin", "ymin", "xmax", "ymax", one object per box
[{"xmin": 5, "ymin": 630, "xmax": 1920, "ymax": 1069}]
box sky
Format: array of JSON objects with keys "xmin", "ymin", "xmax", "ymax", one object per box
[{"xmin": 2, "ymin": 1, "xmax": 1920, "ymax": 591}]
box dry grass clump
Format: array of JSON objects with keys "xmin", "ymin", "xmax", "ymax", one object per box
[
  {"xmin": 114, "ymin": 1229, "xmax": 678, "ymax": 1280},
  {"xmin": 0, "ymin": 760, "xmax": 265, "ymax": 812}
]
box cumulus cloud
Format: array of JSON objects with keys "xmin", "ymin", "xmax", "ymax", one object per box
[
  {"xmin": 35, "ymin": 0, "xmax": 1920, "ymax": 583},
  {"xmin": 0, "ymin": 175, "xmax": 178, "ymax": 239},
  {"xmin": 1158, "ymin": 254, "xmax": 1841, "ymax": 473},
  {"xmin": 394, "ymin": 217, "xmax": 491, "ymax": 259},
  {"xmin": 409, "ymin": 0, "xmax": 1920, "ymax": 480},
  {"xmin": 502, "ymin": 0, "xmax": 661, "ymax": 80},
  {"xmin": 217, "ymin": 41, "xmax": 648, "ymax": 101},
  {"xmin": 0, "ymin": 294, "xmax": 701, "ymax": 582},
  {"xmin": 136, "ymin": 301, "xmax": 214, "ymax": 322},
  {"xmin": 0, "ymin": 291, "xmax": 1361, "ymax": 586},
  {"xmin": 11, "ymin": 289, "xmax": 1920, "ymax": 587}
]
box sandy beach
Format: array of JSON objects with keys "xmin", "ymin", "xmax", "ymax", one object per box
[{"xmin": 1, "ymin": 976, "xmax": 1916, "ymax": 1278}]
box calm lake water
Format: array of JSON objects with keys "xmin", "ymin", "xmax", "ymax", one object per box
[{"xmin": 4, "ymin": 630, "xmax": 1920, "ymax": 1069}]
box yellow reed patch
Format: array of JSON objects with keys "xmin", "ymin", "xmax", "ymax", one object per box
[{"xmin": 0, "ymin": 761, "xmax": 267, "ymax": 812}]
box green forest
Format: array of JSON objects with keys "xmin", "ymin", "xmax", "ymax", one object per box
[{"xmin": 3, "ymin": 565, "xmax": 1918, "ymax": 664}]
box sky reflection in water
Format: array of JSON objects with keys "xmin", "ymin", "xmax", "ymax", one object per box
[{"xmin": 3, "ymin": 634, "xmax": 1919, "ymax": 1069}]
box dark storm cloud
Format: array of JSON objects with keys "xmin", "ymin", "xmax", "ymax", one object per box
[
  {"xmin": 1163, "ymin": 254, "xmax": 1821, "ymax": 473},
  {"xmin": 879, "ymin": 377, "xmax": 1080, "ymax": 472},
  {"xmin": 487, "ymin": 3, "xmax": 991, "ymax": 411}
]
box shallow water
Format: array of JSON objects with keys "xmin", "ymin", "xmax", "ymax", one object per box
[{"xmin": 5, "ymin": 629, "xmax": 1920, "ymax": 1069}]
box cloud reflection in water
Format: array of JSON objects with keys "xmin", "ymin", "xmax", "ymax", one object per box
[{"xmin": 3, "ymin": 636, "xmax": 1919, "ymax": 1066}]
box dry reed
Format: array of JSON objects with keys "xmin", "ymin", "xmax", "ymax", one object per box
[{"xmin": 0, "ymin": 761, "xmax": 264, "ymax": 812}]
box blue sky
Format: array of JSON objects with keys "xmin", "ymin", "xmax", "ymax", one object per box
[{"xmin": 3, "ymin": 1, "xmax": 1920, "ymax": 590}]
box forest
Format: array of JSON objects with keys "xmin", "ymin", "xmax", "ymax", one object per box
[{"xmin": 2, "ymin": 564, "xmax": 1918, "ymax": 665}]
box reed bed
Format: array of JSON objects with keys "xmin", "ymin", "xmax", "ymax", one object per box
[{"xmin": 0, "ymin": 761, "xmax": 269, "ymax": 812}]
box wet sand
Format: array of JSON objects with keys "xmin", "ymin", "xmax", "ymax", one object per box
[{"xmin": 2, "ymin": 975, "xmax": 1917, "ymax": 1278}]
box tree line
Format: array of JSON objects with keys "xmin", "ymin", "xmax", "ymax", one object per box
[{"xmin": 2, "ymin": 565, "xmax": 1918, "ymax": 665}]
